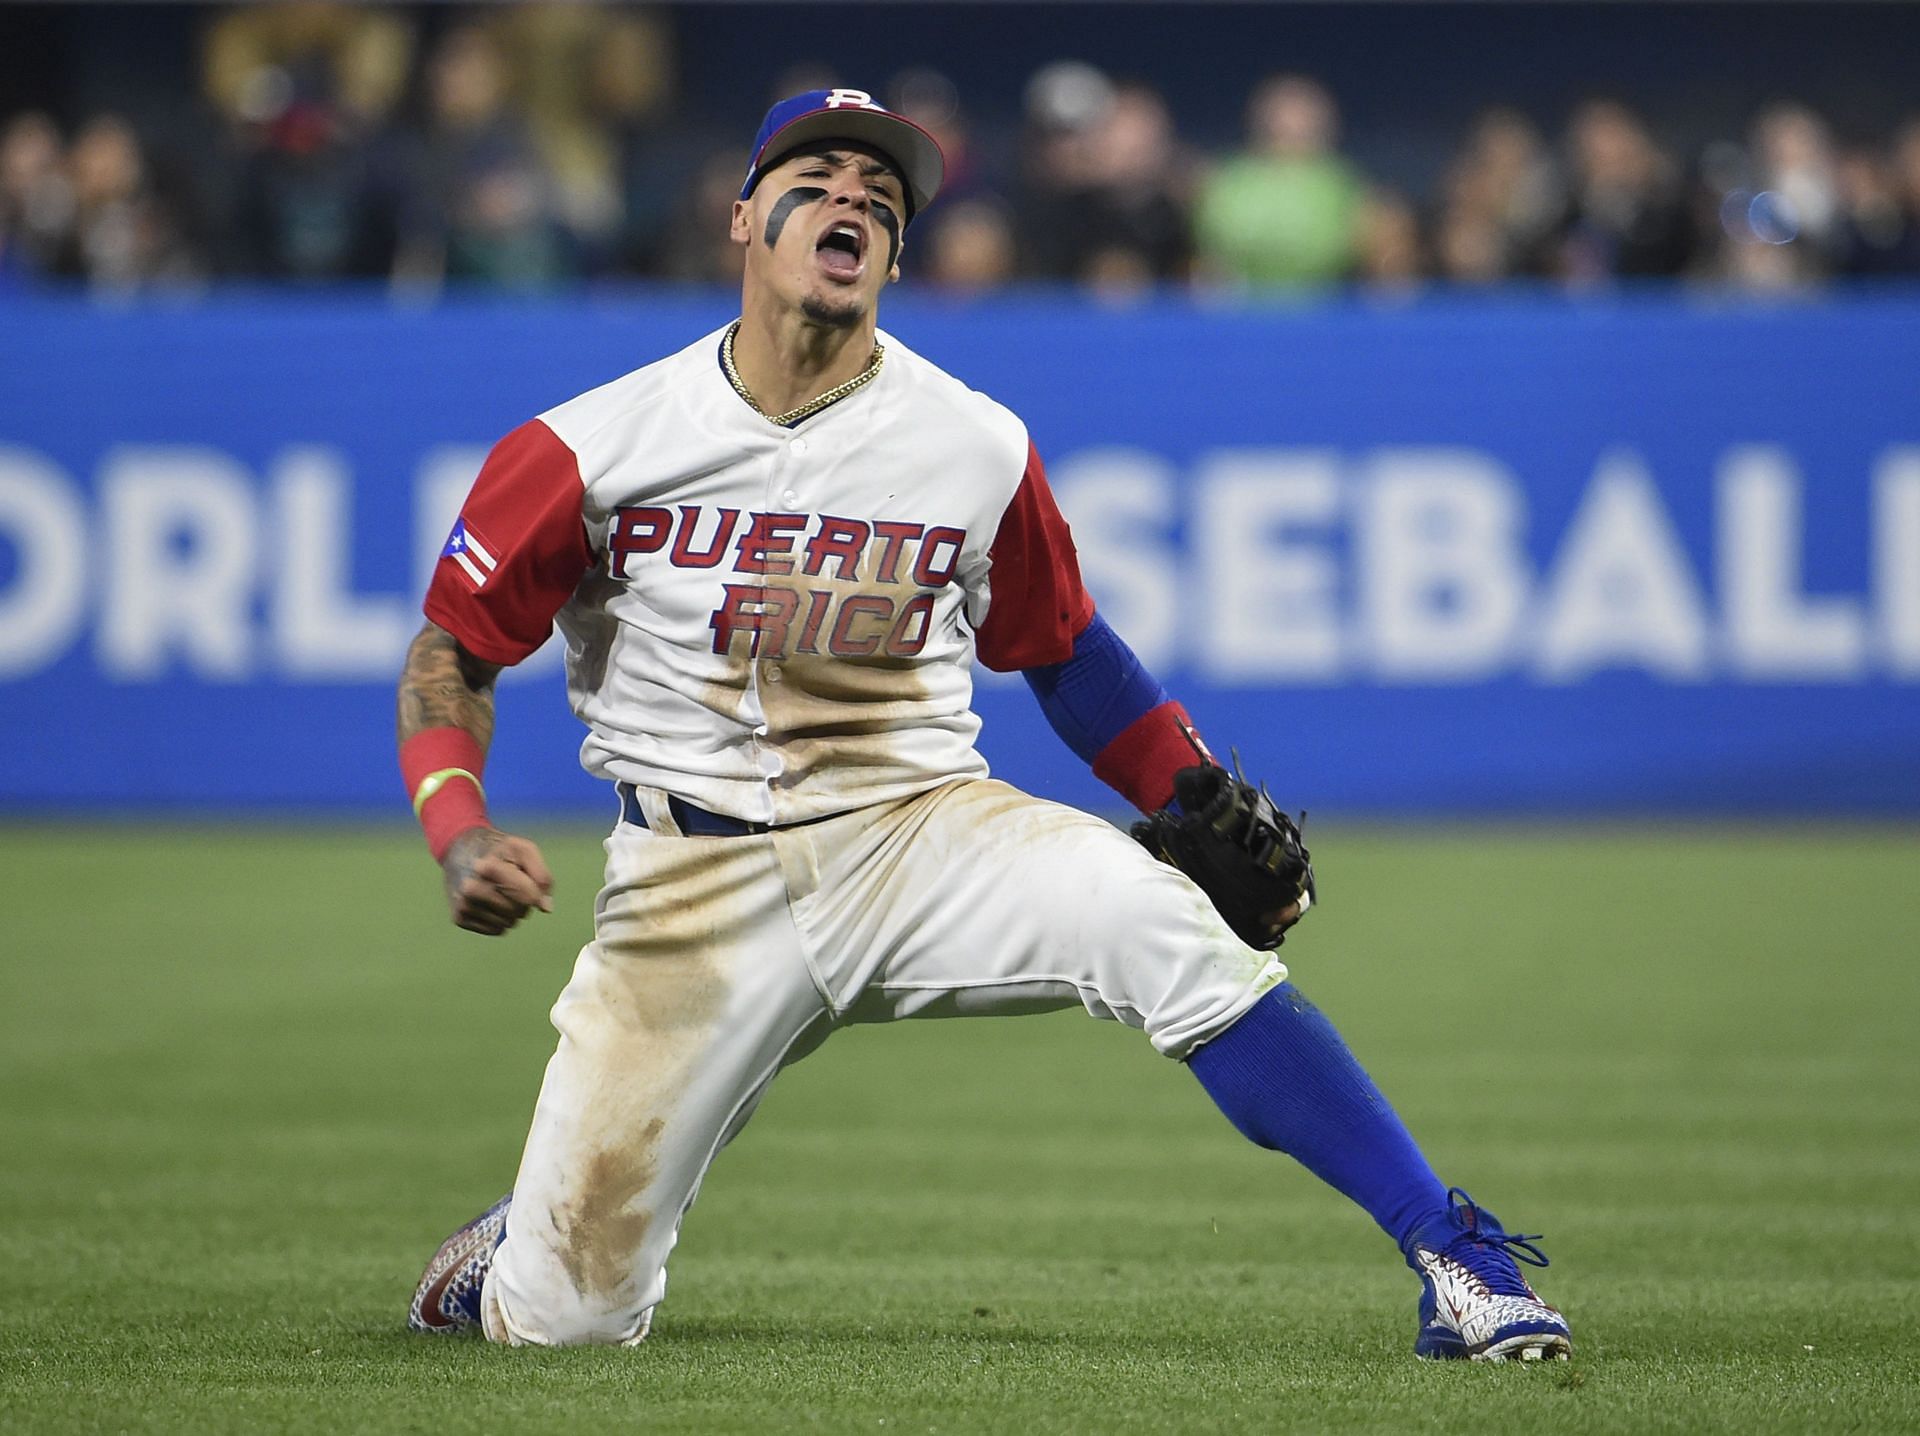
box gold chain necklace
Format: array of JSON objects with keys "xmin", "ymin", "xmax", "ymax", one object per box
[{"xmin": 721, "ymin": 320, "xmax": 885, "ymax": 428}]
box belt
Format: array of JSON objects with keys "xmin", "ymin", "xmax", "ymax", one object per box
[{"xmin": 617, "ymin": 781, "xmax": 815, "ymax": 837}]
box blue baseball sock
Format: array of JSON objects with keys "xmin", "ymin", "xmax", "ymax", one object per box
[{"xmin": 1186, "ymin": 983, "xmax": 1450, "ymax": 1260}]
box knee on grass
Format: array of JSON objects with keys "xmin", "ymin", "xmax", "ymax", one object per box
[{"xmin": 482, "ymin": 1270, "xmax": 654, "ymax": 1348}]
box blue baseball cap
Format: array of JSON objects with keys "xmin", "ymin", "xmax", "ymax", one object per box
[{"xmin": 741, "ymin": 88, "xmax": 944, "ymax": 222}]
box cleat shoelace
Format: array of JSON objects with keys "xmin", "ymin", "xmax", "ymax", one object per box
[{"xmin": 1435, "ymin": 1187, "xmax": 1550, "ymax": 1299}]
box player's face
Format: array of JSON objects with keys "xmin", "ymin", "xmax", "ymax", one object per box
[{"xmin": 731, "ymin": 143, "xmax": 907, "ymax": 327}]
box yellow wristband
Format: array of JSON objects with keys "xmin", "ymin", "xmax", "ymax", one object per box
[{"xmin": 412, "ymin": 767, "xmax": 485, "ymax": 819}]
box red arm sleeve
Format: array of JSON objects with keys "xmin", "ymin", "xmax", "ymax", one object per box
[
  {"xmin": 1093, "ymin": 702, "xmax": 1212, "ymax": 813},
  {"xmin": 423, "ymin": 419, "xmax": 595, "ymax": 666},
  {"xmin": 973, "ymin": 440, "xmax": 1096, "ymax": 672}
]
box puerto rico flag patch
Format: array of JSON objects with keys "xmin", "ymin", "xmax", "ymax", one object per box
[{"xmin": 442, "ymin": 518, "xmax": 498, "ymax": 589}]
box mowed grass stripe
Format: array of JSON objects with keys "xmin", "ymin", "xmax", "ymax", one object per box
[{"xmin": 1, "ymin": 822, "xmax": 1916, "ymax": 1434}]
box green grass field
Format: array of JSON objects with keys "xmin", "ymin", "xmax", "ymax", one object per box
[{"xmin": 2, "ymin": 822, "xmax": 1917, "ymax": 1434}]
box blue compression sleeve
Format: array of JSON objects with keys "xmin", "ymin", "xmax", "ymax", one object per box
[
  {"xmin": 1188, "ymin": 984, "xmax": 1451, "ymax": 1259},
  {"xmin": 1022, "ymin": 612, "xmax": 1170, "ymax": 766}
]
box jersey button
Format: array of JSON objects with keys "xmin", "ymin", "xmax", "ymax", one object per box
[
  {"xmin": 762, "ymin": 661, "xmax": 783, "ymax": 683},
  {"xmin": 782, "ymin": 489, "xmax": 799, "ymax": 504},
  {"xmin": 790, "ymin": 437, "xmax": 809, "ymax": 455}
]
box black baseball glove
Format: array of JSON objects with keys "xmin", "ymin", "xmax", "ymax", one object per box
[{"xmin": 1130, "ymin": 758, "xmax": 1316, "ymax": 950}]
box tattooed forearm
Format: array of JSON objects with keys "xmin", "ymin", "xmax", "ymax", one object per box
[{"xmin": 397, "ymin": 623, "xmax": 503, "ymax": 747}]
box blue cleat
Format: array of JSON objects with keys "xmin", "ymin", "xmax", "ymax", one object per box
[
  {"xmin": 1408, "ymin": 1188, "xmax": 1571, "ymax": 1362},
  {"xmin": 407, "ymin": 1193, "xmax": 511, "ymax": 1334}
]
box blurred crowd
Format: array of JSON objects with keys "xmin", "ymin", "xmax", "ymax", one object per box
[{"xmin": 6, "ymin": 2, "xmax": 1920, "ymax": 298}]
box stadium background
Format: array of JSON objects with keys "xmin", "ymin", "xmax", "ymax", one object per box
[{"xmin": 3, "ymin": 4, "xmax": 1918, "ymax": 1433}]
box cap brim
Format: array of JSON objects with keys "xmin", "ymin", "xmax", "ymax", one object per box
[{"xmin": 754, "ymin": 107, "xmax": 944, "ymax": 219}]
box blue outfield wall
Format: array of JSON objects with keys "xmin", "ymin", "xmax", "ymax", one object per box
[{"xmin": 1, "ymin": 289, "xmax": 1917, "ymax": 816}]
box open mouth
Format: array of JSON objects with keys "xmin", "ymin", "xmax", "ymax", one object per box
[{"xmin": 815, "ymin": 220, "xmax": 867, "ymax": 281}]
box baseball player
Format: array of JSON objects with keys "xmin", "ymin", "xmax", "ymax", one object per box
[{"xmin": 398, "ymin": 88, "xmax": 1570, "ymax": 1362}]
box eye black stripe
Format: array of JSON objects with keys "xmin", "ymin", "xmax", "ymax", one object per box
[
  {"xmin": 764, "ymin": 187, "xmax": 827, "ymax": 249},
  {"xmin": 872, "ymin": 203, "xmax": 901, "ymax": 268}
]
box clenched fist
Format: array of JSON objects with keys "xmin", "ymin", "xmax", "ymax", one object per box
[{"xmin": 441, "ymin": 827, "xmax": 554, "ymax": 936}]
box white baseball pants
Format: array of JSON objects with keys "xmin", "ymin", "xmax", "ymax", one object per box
[{"xmin": 480, "ymin": 777, "xmax": 1285, "ymax": 1346}]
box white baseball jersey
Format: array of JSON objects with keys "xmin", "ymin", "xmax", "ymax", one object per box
[{"xmin": 425, "ymin": 324, "xmax": 1093, "ymax": 824}]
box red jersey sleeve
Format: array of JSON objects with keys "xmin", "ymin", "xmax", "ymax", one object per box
[
  {"xmin": 423, "ymin": 419, "xmax": 595, "ymax": 666},
  {"xmin": 974, "ymin": 440, "xmax": 1097, "ymax": 672}
]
